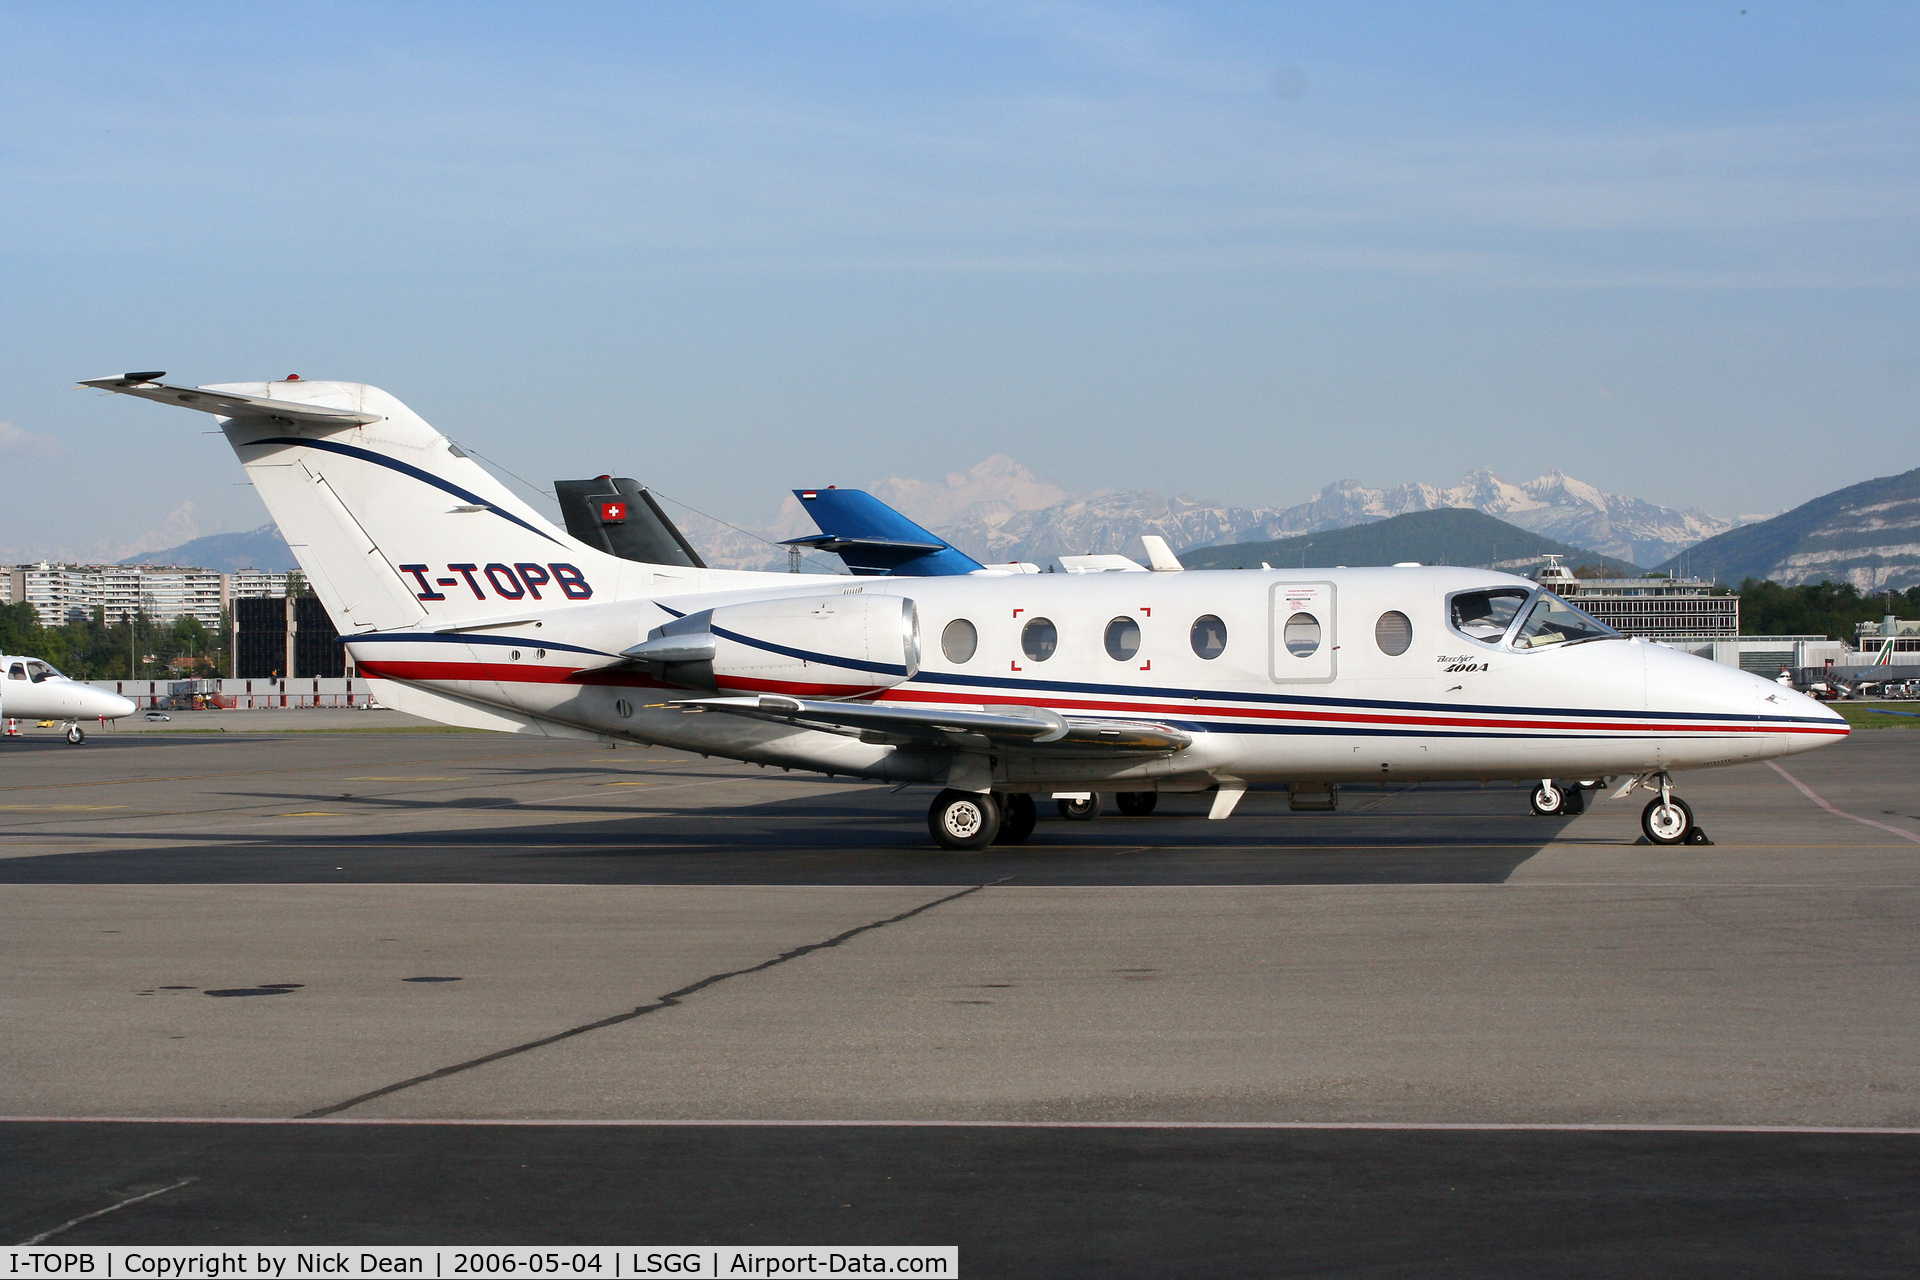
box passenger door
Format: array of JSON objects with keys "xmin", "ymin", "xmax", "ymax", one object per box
[{"xmin": 1270, "ymin": 581, "xmax": 1336, "ymax": 683}]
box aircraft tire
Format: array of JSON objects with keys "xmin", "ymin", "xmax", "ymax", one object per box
[
  {"xmin": 1641, "ymin": 796, "xmax": 1695, "ymax": 846},
  {"xmin": 1529, "ymin": 782, "xmax": 1567, "ymax": 816},
  {"xmin": 1056, "ymin": 795, "xmax": 1102, "ymax": 821},
  {"xmin": 1115, "ymin": 792, "xmax": 1158, "ymax": 816},
  {"xmin": 65, "ymin": 725, "xmax": 84, "ymax": 745},
  {"xmin": 929, "ymin": 789, "xmax": 1001, "ymax": 850},
  {"xmin": 993, "ymin": 793, "xmax": 1038, "ymax": 845}
]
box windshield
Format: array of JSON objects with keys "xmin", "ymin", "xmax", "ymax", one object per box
[
  {"xmin": 1512, "ymin": 592, "xmax": 1620, "ymax": 649},
  {"xmin": 25, "ymin": 661, "xmax": 57, "ymax": 682},
  {"xmin": 1449, "ymin": 589, "xmax": 1531, "ymax": 642}
]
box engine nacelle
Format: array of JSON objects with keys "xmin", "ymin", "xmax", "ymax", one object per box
[{"xmin": 626, "ymin": 593, "xmax": 920, "ymax": 697}]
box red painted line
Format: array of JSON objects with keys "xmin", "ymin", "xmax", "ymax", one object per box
[
  {"xmin": 875, "ymin": 687, "xmax": 1846, "ymax": 738},
  {"xmin": 351, "ymin": 660, "xmax": 1846, "ymax": 739}
]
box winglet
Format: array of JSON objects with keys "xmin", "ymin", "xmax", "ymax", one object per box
[{"xmin": 1141, "ymin": 535, "xmax": 1184, "ymax": 572}]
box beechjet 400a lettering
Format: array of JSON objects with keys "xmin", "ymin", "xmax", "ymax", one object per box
[{"xmin": 83, "ymin": 373, "xmax": 1848, "ymax": 848}]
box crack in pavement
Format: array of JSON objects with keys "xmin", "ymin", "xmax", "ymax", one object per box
[{"xmin": 299, "ymin": 879, "xmax": 1007, "ymax": 1119}]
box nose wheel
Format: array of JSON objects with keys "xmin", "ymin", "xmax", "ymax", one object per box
[
  {"xmin": 1628, "ymin": 773, "xmax": 1712, "ymax": 846},
  {"xmin": 1642, "ymin": 796, "xmax": 1696, "ymax": 845},
  {"xmin": 64, "ymin": 724, "xmax": 85, "ymax": 745}
]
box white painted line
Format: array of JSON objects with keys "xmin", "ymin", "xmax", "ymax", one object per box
[
  {"xmin": 4, "ymin": 1117, "xmax": 1917, "ymax": 1135},
  {"xmin": 1768, "ymin": 762, "xmax": 1920, "ymax": 845},
  {"xmin": 19, "ymin": 1175, "xmax": 195, "ymax": 1244}
]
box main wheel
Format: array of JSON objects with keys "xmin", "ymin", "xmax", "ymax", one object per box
[
  {"xmin": 1641, "ymin": 796, "xmax": 1695, "ymax": 846},
  {"xmin": 65, "ymin": 725, "xmax": 85, "ymax": 745},
  {"xmin": 1529, "ymin": 781, "xmax": 1566, "ymax": 816},
  {"xmin": 993, "ymin": 793, "xmax": 1038, "ymax": 845},
  {"xmin": 1056, "ymin": 794, "xmax": 1101, "ymax": 821},
  {"xmin": 928, "ymin": 789, "xmax": 1000, "ymax": 850},
  {"xmin": 1115, "ymin": 792, "xmax": 1157, "ymax": 816}
]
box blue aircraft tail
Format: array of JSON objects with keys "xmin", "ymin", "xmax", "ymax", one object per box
[{"xmin": 784, "ymin": 488, "xmax": 983, "ymax": 576}]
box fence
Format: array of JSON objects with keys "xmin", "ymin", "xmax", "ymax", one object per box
[{"xmin": 85, "ymin": 677, "xmax": 377, "ymax": 710}]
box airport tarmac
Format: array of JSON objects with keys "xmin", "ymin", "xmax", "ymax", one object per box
[{"xmin": 3, "ymin": 721, "xmax": 1918, "ymax": 1274}]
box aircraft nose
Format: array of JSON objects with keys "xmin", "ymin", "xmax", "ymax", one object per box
[{"xmin": 88, "ymin": 690, "xmax": 138, "ymax": 719}]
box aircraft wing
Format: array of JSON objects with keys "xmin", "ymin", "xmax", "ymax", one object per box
[
  {"xmin": 77, "ymin": 373, "xmax": 382, "ymax": 428},
  {"xmin": 677, "ymin": 694, "xmax": 1191, "ymax": 754}
]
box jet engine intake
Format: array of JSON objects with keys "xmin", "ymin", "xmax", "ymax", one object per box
[{"xmin": 625, "ymin": 594, "xmax": 919, "ymax": 697}]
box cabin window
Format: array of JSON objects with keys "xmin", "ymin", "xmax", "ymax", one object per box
[
  {"xmin": 1449, "ymin": 588, "xmax": 1530, "ymax": 643},
  {"xmin": 1375, "ymin": 610, "xmax": 1412, "ymax": 656},
  {"xmin": 941, "ymin": 619, "xmax": 978, "ymax": 664},
  {"xmin": 1190, "ymin": 615, "xmax": 1228, "ymax": 660},
  {"xmin": 1021, "ymin": 617, "xmax": 1058, "ymax": 662},
  {"xmin": 1104, "ymin": 616, "xmax": 1141, "ymax": 661},
  {"xmin": 6, "ymin": 664, "xmax": 24, "ymax": 681},
  {"xmin": 1512, "ymin": 593, "xmax": 1619, "ymax": 649},
  {"xmin": 1282, "ymin": 613, "xmax": 1321, "ymax": 658}
]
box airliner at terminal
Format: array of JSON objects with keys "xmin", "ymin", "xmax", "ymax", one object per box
[{"xmin": 83, "ymin": 373, "xmax": 1848, "ymax": 848}]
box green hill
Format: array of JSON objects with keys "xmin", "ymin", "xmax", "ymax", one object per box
[
  {"xmin": 1654, "ymin": 466, "xmax": 1920, "ymax": 591},
  {"xmin": 1180, "ymin": 508, "xmax": 1642, "ymax": 575}
]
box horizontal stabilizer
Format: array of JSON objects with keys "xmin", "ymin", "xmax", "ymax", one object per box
[
  {"xmin": 791, "ymin": 489, "xmax": 982, "ymax": 576},
  {"xmin": 78, "ymin": 375, "xmax": 382, "ymax": 428}
]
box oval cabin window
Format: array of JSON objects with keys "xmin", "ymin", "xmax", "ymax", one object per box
[
  {"xmin": 1104, "ymin": 616, "xmax": 1141, "ymax": 661},
  {"xmin": 1021, "ymin": 617, "xmax": 1059, "ymax": 662},
  {"xmin": 941, "ymin": 619, "xmax": 978, "ymax": 664},
  {"xmin": 1375, "ymin": 610, "xmax": 1412, "ymax": 656},
  {"xmin": 1190, "ymin": 615, "xmax": 1228, "ymax": 660},
  {"xmin": 1283, "ymin": 612, "xmax": 1322, "ymax": 657}
]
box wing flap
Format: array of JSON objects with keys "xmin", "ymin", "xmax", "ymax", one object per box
[{"xmin": 677, "ymin": 694, "xmax": 1191, "ymax": 754}]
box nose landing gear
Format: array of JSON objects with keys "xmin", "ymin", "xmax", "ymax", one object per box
[
  {"xmin": 64, "ymin": 724, "xmax": 86, "ymax": 744},
  {"xmin": 1622, "ymin": 773, "xmax": 1713, "ymax": 846}
]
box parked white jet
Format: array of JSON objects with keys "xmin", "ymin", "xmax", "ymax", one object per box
[
  {"xmin": 84, "ymin": 373, "xmax": 1848, "ymax": 847},
  {"xmin": 0, "ymin": 655, "xmax": 136, "ymax": 742}
]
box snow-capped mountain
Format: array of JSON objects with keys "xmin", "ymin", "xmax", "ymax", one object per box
[
  {"xmin": 1236, "ymin": 469, "xmax": 1743, "ymax": 567},
  {"xmin": 667, "ymin": 458, "xmax": 1745, "ymax": 572}
]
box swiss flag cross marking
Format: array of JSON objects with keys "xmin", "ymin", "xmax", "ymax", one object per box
[{"xmin": 600, "ymin": 502, "xmax": 627, "ymax": 523}]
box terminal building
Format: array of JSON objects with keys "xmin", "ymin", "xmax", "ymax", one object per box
[{"xmin": 1534, "ymin": 560, "xmax": 1740, "ymax": 638}]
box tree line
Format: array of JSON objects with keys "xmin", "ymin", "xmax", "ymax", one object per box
[{"xmin": 0, "ymin": 602, "xmax": 230, "ymax": 681}]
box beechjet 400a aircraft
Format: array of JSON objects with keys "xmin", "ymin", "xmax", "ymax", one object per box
[
  {"xmin": 84, "ymin": 373, "xmax": 1848, "ymax": 848},
  {"xmin": 1, "ymin": 656, "xmax": 136, "ymax": 742}
]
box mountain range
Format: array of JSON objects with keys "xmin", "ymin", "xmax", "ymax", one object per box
[
  {"xmin": 119, "ymin": 458, "xmax": 1783, "ymax": 583},
  {"xmin": 1183, "ymin": 509, "xmax": 1642, "ymax": 577},
  {"xmin": 1654, "ymin": 465, "xmax": 1920, "ymax": 592},
  {"xmin": 669, "ymin": 457, "xmax": 1746, "ymax": 573}
]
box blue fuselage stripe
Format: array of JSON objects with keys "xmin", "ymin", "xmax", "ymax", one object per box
[{"xmin": 250, "ymin": 436, "xmax": 564, "ymax": 546}]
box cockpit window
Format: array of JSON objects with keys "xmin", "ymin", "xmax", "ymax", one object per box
[
  {"xmin": 26, "ymin": 662, "xmax": 58, "ymax": 682},
  {"xmin": 1449, "ymin": 589, "xmax": 1530, "ymax": 643},
  {"xmin": 1512, "ymin": 593, "xmax": 1619, "ymax": 649},
  {"xmin": 6, "ymin": 663, "xmax": 24, "ymax": 681}
]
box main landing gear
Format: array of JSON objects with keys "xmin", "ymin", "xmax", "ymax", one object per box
[
  {"xmin": 1529, "ymin": 779, "xmax": 1587, "ymax": 817},
  {"xmin": 926, "ymin": 790, "xmax": 1040, "ymax": 850}
]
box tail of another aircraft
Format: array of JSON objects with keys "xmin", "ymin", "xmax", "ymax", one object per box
[{"xmin": 81, "ymin": 375, "xmax": 654, "ymax": 633}]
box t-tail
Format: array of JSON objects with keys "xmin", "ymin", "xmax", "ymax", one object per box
[{"xmin": 78, "ymin": 373, "xmax": 662, "ymax": 632}]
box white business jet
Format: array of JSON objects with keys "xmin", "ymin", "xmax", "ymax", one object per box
[
  {"xmin": 1, "ymin": 655, "xmax": 137, "ymax": 742},
  {"xmin": 83, "ymin": 373, "xmax": 1847, "ymax": 848}
]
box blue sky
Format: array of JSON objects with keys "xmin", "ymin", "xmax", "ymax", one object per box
[{"xmin": 3, "ymin": 2, "xmax": 1917, "ymax": 558}]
